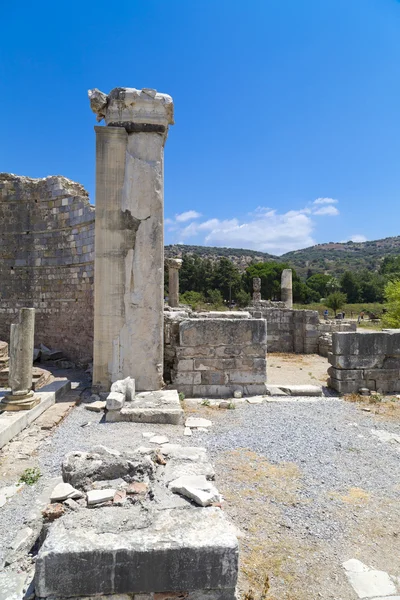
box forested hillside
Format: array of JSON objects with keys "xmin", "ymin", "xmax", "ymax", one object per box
[{"xmin": 165, "ymin": 236, "xmax": 400, "ymax": 277}]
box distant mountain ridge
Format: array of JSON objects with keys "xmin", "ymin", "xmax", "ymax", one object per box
[{"xmin": 165, "ymin": 236, "xmax": 400, "ymax": 277}]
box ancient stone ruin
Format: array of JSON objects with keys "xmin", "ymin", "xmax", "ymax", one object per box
[
  {"xmin": 35, "ymin": 444, "xmax": 238, "ymax": 600},
  {"xmin": 89, "ymin": 87, "xmax": 174, "ymax": 393}
]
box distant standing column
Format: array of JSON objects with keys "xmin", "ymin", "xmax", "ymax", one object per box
[
  {"xmin": 89, "ymin": 87, "xmax": 174, "ymax": 392},
  {"xmin": 253, "ymin": 278, "xmax": 261, "ymax": 304},
  {"xmin": 166, "ymin": 258, "xmax": 183, "ymax": 308},
  {"xmin": 1, "ymin": 308, "xmax": 40, "ymax": 411},
  {"xmin": 281, "ymin": 269, "xmax": 293, "ymax": 309}
]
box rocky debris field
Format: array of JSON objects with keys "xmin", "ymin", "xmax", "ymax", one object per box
[{"xmin": 0, "ymin": 385, "xmax": 400, "ymax": 599}]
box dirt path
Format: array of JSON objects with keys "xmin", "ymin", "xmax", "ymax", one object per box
[{"xmin": 268, "ymin": 353, "xmax": 329, "ymax": 386}]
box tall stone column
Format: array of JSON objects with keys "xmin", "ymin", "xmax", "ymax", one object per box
[
  {"xmin": 1, "ymin": 308, "xmax": 40, "ymax": 411},
  {"xmin": 281, "ymin": 269, "xmax": 293, "ymax": 309},
  {"xmin": 253, "ymin": 278, "xmax": 261, "ymax": 304},
  {"xmin": 89, "ymin": 87, "xmax": 174, "ymax": 392},
  {"xmin": 166, "ymin": 258, "xmax": 182, "ymax": 308}
]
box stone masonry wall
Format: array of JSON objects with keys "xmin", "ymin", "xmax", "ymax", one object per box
[
  {"xmin": 168, "ymin": 314, "xmax": 267, "ymax": 398},
  {"xmin": 0, "ymin": 174, "xmax": 95, "ymax": 364},
  {"xmin": 248, "ymin": 307, "xmax": 319, "ymax": 353},
  {"xmin": 328, "ymin": 331, "xmax": 400, "ymax": 394}
]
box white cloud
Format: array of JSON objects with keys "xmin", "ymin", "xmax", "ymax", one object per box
[
  {"xmin": 175, "ymin": 210, "xmax": 202, "ymax": 223},
  {"xmin": 200, "ymin": 209, "xmax": 316, "ymax": 255},
  {"xmin": 313, "ymin": 197, "xmax": 338, "ymax": 205},
  {"xmin": 313, "ymin": 205, "xmax": 340, "ymax": 216},
  {"xmin": 349, "ymin": 234, "xmax": 367, "ymax": 243},
  {"xmin": 166, "ymin": 198, "xmax": 342, "ymax": 255}
]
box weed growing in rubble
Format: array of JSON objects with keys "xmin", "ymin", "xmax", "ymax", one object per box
[
  {"xmin": 178, "ymin": 392, "xmax": 185, "ymax": 402},
  {"xmin": 201, "ymin": 399, "xmax": 211, "ymax": 406},
  {"xmin": 19, "ymin": 467, "xmax": 41, "ymax": 485}
]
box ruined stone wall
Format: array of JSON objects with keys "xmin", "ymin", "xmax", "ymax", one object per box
[
  {"xmin": 0, "ymin": 174, "xmax": 95, "ymax": 364},
  {"xmin": 166, "ymin": 312, "xmax": 267, "ymax": 397},
  {"xmin": 328, "ymin": 331, "xmax": 400, "ymax": 394},
  {"xmin": 248, "ymin": 307, "xmax": 319, "ymax": 353},
  {"xmin": 318, "ymin": 321, "xmax": 357, "ymax": 357}
]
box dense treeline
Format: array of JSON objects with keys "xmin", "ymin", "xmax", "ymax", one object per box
[{"xmin": 165, "ymin": 254, "xmax": 400, "ymax": 307}]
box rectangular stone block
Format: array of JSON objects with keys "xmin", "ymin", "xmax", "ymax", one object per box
[
  {"xmin": 328, "ymin": 377, "xmax": 366, "ymax": 394},
  {"xmin": 201, "ymin": 372, "xmax": 227, "ymax": 386},
  {"xmin": 176, "ymin": 359, "xmax": 194, "ymax": 372},
  {"xmin": 328, "ymin": 367, "xmax": 364, "ymax": 381},
  {"xmin": 332, "ymin": 332, "xmax": 388, "ymax": 356},
  {"xmin": 235, "ymin": 358, "xmax": 266, "ymax": 372},
  {"xmin": 35, "ymin": 507, "xmax": 239, "ymax": 597},
  {"xmin": 228, "ymin": 371, "xmax": 266, "ymax": 384},
  {"xmin": 174, "ymin": 372, "xmax": 201, "ymax": 385},
  {"xmin": 176, "ymin": 346, "xmax": 215, "ymax": 359},
  {"xmin": 179, "ymin": 319, "xmax": 267, "ymax": 347},
  {"xmin": 328, "ymin": 353, "xmax": 384, "ymax": 370},
  {"xmin": 193, "ymin": 358, "xmax": 235, "ymax": 371}
]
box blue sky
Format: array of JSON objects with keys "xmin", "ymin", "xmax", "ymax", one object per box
[{"xmin": 1, "ymin": 0, "xmax": 400, "ymax": 255}]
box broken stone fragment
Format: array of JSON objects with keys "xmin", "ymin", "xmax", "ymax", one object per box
[
  {"xmin": 42, "ymin": 503, "xmax": 65, "ymax": 521},
  {"xmin": 169, "ymin": 475, "xmax": 222, "ymax": 507},
  {"xmin": 185, "ymin": 417, "xmax": 212, "ymax": 429},
  {"xmin": 113, "ymin": 489, "xmax": 127, "ymax": 505},
  {"xmin": 149, "ymin": 435, "xmax": 169, "ymax": 445},
  {"xmin": 64, "ymin": 498, "xmax": 79, "ymax": 510},
  {"xmin": 88, "ymin": 88, "xmax": 108, "ymax": 121},
  {"xmin": 106, "ymin": 391, "xmax": 125, "ymax": 411},
  {"xmin": 111, "ymin": 376, "xmax": 135, "ymax": 401},
  {"xmin": 126, "ymin": 482, "xmax": 148, "ymax": 495},
  {"xmin": 50, "ymin": 482, "xmax": 82, "ymax": 502},
  {"xmin": 87, "ymin": 489, "xmax": 116, "ymax": 506},
  {"xmin": 84, "ymin": 401, "xmax": 106, "ymax": 412},
  {"xmin": 184, "ymin": 427, "xmax": 192, "ymax": 436}
]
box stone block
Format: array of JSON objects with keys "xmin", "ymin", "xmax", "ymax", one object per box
[
  {"xmin": 332, "ymin": 332, "xmax": 388, "ymax": 356},
  {"xmin": 191, "ymin": 385, "xmax": 233, "ymax": 398},
  {"xmin": 228, "ymin": 371, "xmax": 266, "ymax": 384},
  {"xmin": 35, "ymin": 507, "xmax": 239, "ymax": 597},
  {"xmin": 179, "ymin": 319, "xmax": 266, "ymax": 347},
  {"xmin": 174, "ymin": 372, "xmax": 201, "ymax": 385},
  {"xmin": 328, "ymin": 353, "xmax": 383, "ymax": 370},
  {"xmin": 106, "ymin": 391, "xmax": 125, "ymax": 411},
  {"xmin": 176, "ymin": 346, "xmax": 215, "ymax": 359},
  {"xmin": 327, "ymin": 367, "xmax": 363, "ymax": 381},
  {"xmin": 193, "ymin": 358, "xmax": 235, "ymax": 371},
  {"xmin": 201, "ymin": 372, "xmax": 226, "ymax": 386},
  {"xmin": 328, "ymin": 378, "xmax": 366, "ymax": 394},
  {"xmin": 176, "ymin": 359, "xmax": 194, "ymax": 372}
]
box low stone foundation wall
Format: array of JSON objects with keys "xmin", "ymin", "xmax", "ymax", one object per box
[
  {"xmin": 166, "ymin": 312, "xmax": 267, "ymax": 397},
  {"xmin": 248, "ymin": 307, "xmax": 319, "ymax": 353},
  {"xmin": 318, "ymin": 321, "xmax": 357, "ymax": 357},
  {"xmin": 328, "ymin": 331, "xmax": 400, "ymax": 394}
]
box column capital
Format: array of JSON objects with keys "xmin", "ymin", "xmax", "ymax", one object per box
[
  {"xmin": 166, "ymin": 258, "xmax": 183, "ymax": 270},
  {"xmin": 89, "ymin": 87, "xmax": 174, "ymax": 133}
]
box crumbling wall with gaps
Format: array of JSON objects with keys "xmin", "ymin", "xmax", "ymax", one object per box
[{"xmin": 0, "ymin": 174, "xmax": 95, "ymax": 364}]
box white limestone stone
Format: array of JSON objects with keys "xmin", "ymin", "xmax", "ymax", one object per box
[
  {"xmin": 184, "ymin": 427, "xmax": 192, "ymax": 436},
  {"xmin": 185, "ymin": 417, "xmax": 212, "ymax": 429},
  {"xmin": 142, "ymin": 432, "xmax": 155, "ymax": 438},
  {"xmin": 86, "ymin": 489, "xmax": 116, "ymax": 505},
  {"xmin": 246, "ymin": 398, "xmax": 263, "ymax": 404},
  {"xmin": 343, "ymin": 559, "xmax": 398, "ymax": 598},
  {"xmin": 50, "ymin": 482, "xmax": 82, "ymax": 502},
  {"xmin": 168, "ymin": 475, "xmax": 221, "ymax": 507},
  {"xmin": 110, "ymin": 377, "xmax": 135, "ymax": 401},
  {"xmin": 84, "ymin": 401, "xmax": 106, "ymax": 412},
  {"xmin": 149, "ymin": 435, "xmax": 169, "ymax": 445},
  {"xmin": 106, "ymin": 391, "xmax": 125, "ymax": 411}
]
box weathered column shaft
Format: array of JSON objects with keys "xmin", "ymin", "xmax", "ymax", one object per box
[
  {"xmin": 9, "ymin": 308, "xmax": 35, "ymax": 395},
  {"xmin": 166, "ymin": 258, "xmax": 182, "ymax": 308},
  {"xmin": 1, "ymin": 307, "xmax": 39, "ymax": 411},
  {"xmin": 281, "ymin": 269, "xmax": 293, "ymax": 309},
  {"xmin": 89, "ymin": 87, "xmax": 173, "ymax": 392},
  {"xmin": 253, "ymin": 277, "xmax": 261, "ymax": 304}
]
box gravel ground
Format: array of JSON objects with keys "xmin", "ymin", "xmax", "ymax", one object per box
[{"xmin": 1, "ymin": 394, "xmax": 400, "ymax": 599}]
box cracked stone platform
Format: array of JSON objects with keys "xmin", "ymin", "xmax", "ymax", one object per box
[
  {"xmin": 34, "ymin": 444, "xmax": 238, "ymax": 599},
  {"xmin": 106, "ymin": 389, "xmax": 184, "ymax": 425}
]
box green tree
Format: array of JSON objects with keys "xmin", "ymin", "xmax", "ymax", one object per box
[
  {"xmin": 381, "ymin": 280, "xmax": 400, "ymax": 328},
  {"xmin": 235, "ymin": 289, "xmax": 251, "ymax": 308},
  {"xmin": 206, "ymin": 289, "xmax": 224, "ymax": 307},
  {"xmin": 326, "ymin": 291, "xmax": 347, "ymax": 316},
  {"xmin": 306, "ymin": 273, "xmax": 331, "ymax": 299},
  {"xmin": 340, "ymin": 271, "xmax": 360, "ymax": 303},
  {"xmin": 326, "ymin": 277, "xmax": 341, "ymax": 293},
  {"xmin": 212, "ymin": 258, "xmax": 241, "ymax": 302}
]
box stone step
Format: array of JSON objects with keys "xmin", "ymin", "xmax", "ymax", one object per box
[
  {"xmin": 0, "ymin": 367, "xmax": 52, "ymax": 390},
  {"xmin": 0, "ymin": 341, "xmax": 8, "ymax": 359}
]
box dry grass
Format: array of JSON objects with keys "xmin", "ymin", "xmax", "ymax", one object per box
[
  {"xmin": 344, "ymin": 393, "xmax": 400, "ymax": 421},
  {"xmin": 329, "ymin": 487, "xmax": 370, "ymax": 506}
]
